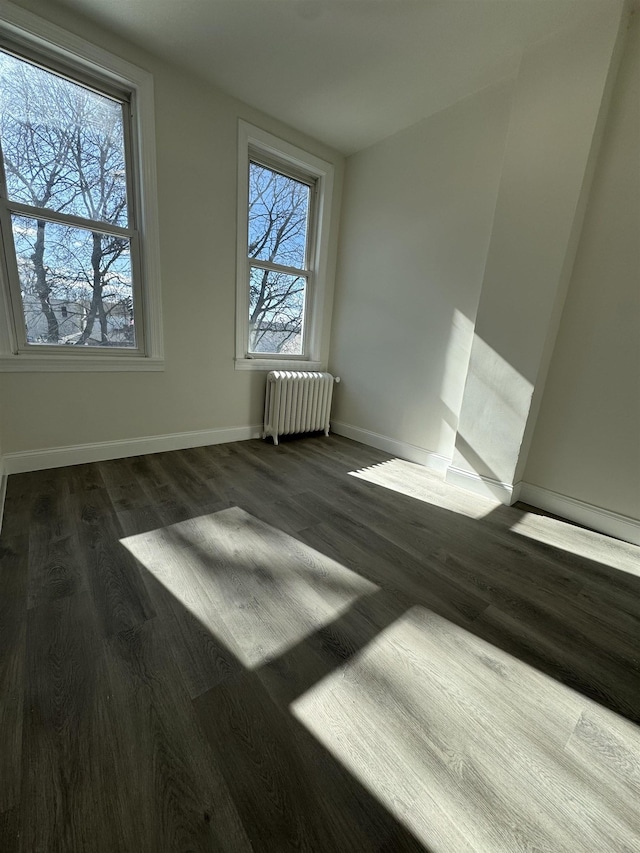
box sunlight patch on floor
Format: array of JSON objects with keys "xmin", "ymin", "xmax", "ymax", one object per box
[
  {"xmin": 508, "ymin": 511, "xmax": 640, "ymax": 577},
  {"xmin": 291, "ymin": 606, "xmax": 639, "ymax": 853},
  {"xmin": 349, "ymin": 457, "xmax": 496, "ymax": 520},
  {"xmin": 120, "ymin": 506, "xmax": 378, "ymax": 669}
]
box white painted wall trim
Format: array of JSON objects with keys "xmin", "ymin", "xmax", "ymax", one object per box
[
  {"xmin": 442, "ymin": 469, "xmax": 639, "ymax": 546},
  {"xmin": 2, "ymin": 425, "xmax": 263, "ymax": 475},
  {"xmin": 519, "ymin": 482, "xmax": 640, "ymax": 547},
  {"xmin": 235, "ymin": 358, "xmax": 323, "ymax": 372},
  {"xmin": 331, "ymin": 421, "xmax": 451, "ymax": 474},
  {"xmin": 445, "ymin": 465, "xmax": 522, "ymax": 505},
  {"xmin": 0, "ymin": 355, "xmax": 164, "ymax": 373}
]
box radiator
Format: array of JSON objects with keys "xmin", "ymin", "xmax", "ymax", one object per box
[{"xmin": 263, "ymin": 371, "xmax": 338, "ymax": 445}]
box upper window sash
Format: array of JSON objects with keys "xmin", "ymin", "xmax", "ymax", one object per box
[{"xmin": 0, "ymin": 34, "xmax": 131, "ymax": 103}]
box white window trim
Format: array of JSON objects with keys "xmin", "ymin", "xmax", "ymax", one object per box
[
  {"xmin": 0, "ymin": 2, "xmax": 163, "ymax": 372},
  {"xmin": 235, "ymin": 120, "xmax": 334, "ymax": 371}
]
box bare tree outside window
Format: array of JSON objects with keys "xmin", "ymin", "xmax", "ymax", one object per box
[
  {"xmin": 247, "ymin": 161, "xmax": 311, "ymax": 355},
  {"xmin": 0, "ymin": 49, "xmax": 136, "ymax": 347}
]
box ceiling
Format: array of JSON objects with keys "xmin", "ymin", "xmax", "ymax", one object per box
[{"xmin": 52, "ymin": 0, "xmax": 616, "ymax": 155}]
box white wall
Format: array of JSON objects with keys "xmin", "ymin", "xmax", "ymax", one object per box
[
  {"xmin": 0, "ymin": 0, "xmax": 343, "ymax": 459},
  {"xmin": 329, "ymin": 81, "xmax": 513, "ymax": 462},
  {"xmin": 329, "ymin": 6, "xmax": 638, "ymax": 535},
  {"xmin": 524, "ymin": 13, "xmax": 640, "ymax": 521},
  {"xmin": 450, "ymin": 6, "xmax": 624, "ymax": 494}
]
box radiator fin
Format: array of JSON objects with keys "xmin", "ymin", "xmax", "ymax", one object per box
[{"xmin": 263, "ymin": 371, "xmax": 336, "ymax": 445}]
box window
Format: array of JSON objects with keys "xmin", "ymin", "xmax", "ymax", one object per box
[
  {"xmin": 0, "ymin": 6, "xmax": 162, "ymax": 370},
  {"xmin": 236, "ymin": 122, "xmax": 334, "ymax": 370}
]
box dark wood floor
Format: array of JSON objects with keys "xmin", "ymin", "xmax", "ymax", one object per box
[{"xmin": 1, "ymin": 434, "xmax": 639, "ymax": 852}]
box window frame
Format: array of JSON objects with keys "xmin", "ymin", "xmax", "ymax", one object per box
[
  {"xmin": 235, "ymin": 121, "xmax": 334, "ymax": 371},
  {"xmin": 0, "ymin": 4, "xmax": 163, "ymax": 372}
]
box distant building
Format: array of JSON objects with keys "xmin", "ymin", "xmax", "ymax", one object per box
[{"xmin": 22, "ymin": 296, "xmax": 134, "ymax": 345}]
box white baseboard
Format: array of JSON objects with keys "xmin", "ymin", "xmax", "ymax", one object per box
[
  {"xmin": 5, "ymin": 421, "xmax": 636, "ymax": 548},
  {"xmin": 2, "ymin": 424, "xmax": 264, "ymax": 475},
  {"xmin": 331, "ymin": 421, "xmax": 451, "ymax": 474},
  {"xmin": 519, "ymin": 483, "xmax": 640, "ymax": 547},
  {"xmin": 445, "ymin": 465, "xmax": 521, "ymax": 505},
  {"xmin": 444, "ymin": 469, "xmax": 639, "ymax": 545}
]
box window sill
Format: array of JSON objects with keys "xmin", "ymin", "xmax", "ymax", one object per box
[
  {"xmin": 235, "ymin": 357, "xmax": 322, "ymax": 372},
  {"xmin": 0, "ymin": 354, "xmax": 165, "ymax": 372}
]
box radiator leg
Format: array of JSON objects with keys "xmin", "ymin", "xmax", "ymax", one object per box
[
  {"xmin": 273, "ymin": 434, "xmax": 279, "ymax": 446},
  {"xmin": 324, "ymin": 427, "xmax": 330, "ymax": 437}
]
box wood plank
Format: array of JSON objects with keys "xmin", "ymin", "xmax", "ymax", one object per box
[
  {"xmin": 0, "ymin": 536, "xmax": 28, "ymax": 813},
  {"xmin": 97, "ymin": 456, "xmax": 155, "ymax": 513},
  {"xmin": 27, "ymin": 530, "xmax": 87, "ymax": 609},
  {"xmin": 75, "ymin": 506, "xmax": 155, "ymax": 638},
  {"xmin": 151, "ymin": 449, "xmax": 223, "ymax": 508},
  {"xmin": 472, "ymin": 603, "xmax": 640, "ymax": 723},
  {"xmin": 0, "ymin": 808, "xmax": 19, "ymax": 853},
  {"xmin": 194, "ymin": 669, "xmax": 424, "ymax": 852},
  {"xmin": 103, "ymin": 618, "xmax": 252, "ymax": 853},
  {"xmin": 118, "ymin": 505, "xmax": 243, "ymax": 699},
  {"xmin": 296, "ymin": 507, "xmax": 489, "ymax": 626},
  {"xmin": 291, "ymin": 605, "xmax": 639, "ymax": 853},
  {"xmin": 19, "ymin": 592, "xmax": 123, "ymax": 853},
  {"xmin": 564, "ymin": 710, "xmax": 640, "ymax": 814}
]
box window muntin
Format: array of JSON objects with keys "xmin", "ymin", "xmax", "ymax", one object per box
[
  {"xmin": 246, "ymin": 158, "xmax": 314, "ymax": 357},
  {"xmin": 0, "ymin": 46, "xmax": 142, "ymax": 351}
]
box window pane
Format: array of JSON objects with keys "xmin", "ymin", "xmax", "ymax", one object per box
[
  {"xmin": 12, "ymin": 214, "xmax": 135, "ymax": 347},
  {"xmin": 248, "ymin": 162, "xmax": 309, "ymax": 269},
  {"xmin": 0, "ymin": 50, "xmax": 128, "ymax": 227},
  {"xmin": 249, "ymin": 266, "xmax": 305, "ymax": 355}
]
